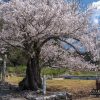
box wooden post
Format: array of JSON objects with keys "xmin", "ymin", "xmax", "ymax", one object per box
[
  {"xmin": 42, "ymin": 75, "xmax": 46, "ymax": 95},
  {"xmin": 2, "ymin": 54, "xmax": 7, "ymax": 82},
  {"xmin": 95, "ymin": 35, "xmax": 100, "ymax": 92},
  {"xmin": 0, "ymin": 58, "xmax": 3, "ymax": 81}
]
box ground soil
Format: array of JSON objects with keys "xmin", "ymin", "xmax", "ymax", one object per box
[{"xmin": 76, "ymin": 97, "xmax": 100, "ymax": 100}]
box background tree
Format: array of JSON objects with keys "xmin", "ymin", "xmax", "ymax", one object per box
[
  {"xmin": 7, "ymin": 48, "xmax": 27, "ymax": 66},
  {"xmin": 0, "ymin": 0, "xmax": 98, "ymax": 90}
]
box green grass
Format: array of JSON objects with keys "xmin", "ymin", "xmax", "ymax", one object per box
[
  {"xmin": 7, "ymin": 66, "xmax": 99, "ymax": 76},
  {"xmin": 7, "ymin": 66, "xmax": 67, "ymax": 76},
  {"xmin": 41, "ymin": 67, "xmax": 67, "ymax": 76},
  {"xmin": 7, "ymin": 65, "xmax": 26, "ymax": 75},
  {"xmin": 67, "ymin": 70, "xmax": 100, "ymax": 76}
]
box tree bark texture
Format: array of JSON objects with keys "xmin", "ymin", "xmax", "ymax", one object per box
[{"xmin": 19, "ymin": 54, "xmax": 42, "ymax": 91}]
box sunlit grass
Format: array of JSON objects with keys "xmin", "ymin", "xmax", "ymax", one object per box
[
  {"xmin": 6, "ymin": 76, "xmax": 96, "ymax": 98},
  {"xmin": 47, "ymin": 79, "xmax": 95, "ymax": 91},
  {"xmin": 47, "ymin": 79, "xmax": 96, "ymax": 98},
  {"xmin": 6, "ymin": 76, "xmax": 23, "ymax": 85},
  {"xmin": 6, "ymin": 76, "xmax": 96, "ymax": 90}
]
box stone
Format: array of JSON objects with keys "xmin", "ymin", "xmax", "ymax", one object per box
[{"xmin": 10, "ymin": 98, "xmax": 26, "ymax": 100}]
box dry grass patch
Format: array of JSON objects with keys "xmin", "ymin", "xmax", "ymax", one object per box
[
  {"xmin": 76, "ymin": 97, "xmax": 100, "ymax": 100},
  {"xmin": 5, "ymin": 76, "xmax": 96, "ymax": 98},
  {"xmin": 47, "ymin": 79, "xmax": 96, "ymax": 98},
  {"xmin": 6, "ymin": 76, "xmax": 23, "ymax": 85}
]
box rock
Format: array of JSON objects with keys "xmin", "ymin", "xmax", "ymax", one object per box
[
  {"xmin": 10, "ymin": 98, "xmax": 26, "ymax": 100},
  {"xmin": 26, "ymin": 92, "xmax": 68, "ymax": 100},
  {"xmin": 25, "ymin": 94, "xmax": 36, "ymax": 100}
]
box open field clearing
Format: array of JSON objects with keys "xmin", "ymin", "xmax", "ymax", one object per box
[
  {"xmin": 5, "ymin": 76, "xmax": 99, "ymax": 99},
  {"xmin": 47, "ymin": 80, "xmax": 96, "ymax": 99}
]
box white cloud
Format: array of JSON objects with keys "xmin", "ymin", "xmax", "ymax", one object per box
[
  {"xmin": 0, "ymin": 0, "xmax": 3, "ymax": 2},
  {"xmin": 94, "ymin": 18, "xmax": 99, "ymax": 24},
  {"xmin": 92, "ymin": 1, "xmax": 100, "ymax": 10},
  {"xmin": 90, "ymin": 1, "xmax": 100, "ymax": 24}
]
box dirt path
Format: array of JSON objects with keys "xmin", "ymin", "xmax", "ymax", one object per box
[{"xmin": 76, "ymin": 97, "xmax": 100, "ymax": 100}]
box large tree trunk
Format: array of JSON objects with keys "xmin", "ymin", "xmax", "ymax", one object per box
[{"xmin": 19, "ymin": 56, "xmax": 42, "ymax": 91}]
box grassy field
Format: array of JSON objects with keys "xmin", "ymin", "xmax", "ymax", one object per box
[
  {"xmin": 47, "ymin": 79, "xmax": 96, "ymax": 98},
  {"xmin": 76, "ymin": 97, "xmax": 100, "ymax": 100},
  {"xmin": 6, "ymin": 76, "xmax": 23, "ymax": 85},
  {"xmin": 47, "ymin": 79, "xmax": 95, "ymax": 91},
  {"xmin": 7, "ymin": 66, "xmax": 100, "ymax": 76},
  {"xmin": 5, "ymin": 76, "xmax": 97, "ymax": 99}
]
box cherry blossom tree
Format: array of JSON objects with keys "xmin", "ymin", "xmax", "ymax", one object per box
[{"xmin": 0, "ymin": 0, "xmax": 98, "ymax": 90}]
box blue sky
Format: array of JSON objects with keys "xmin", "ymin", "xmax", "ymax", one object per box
[
  {"xmin": 80, "ymin": 0, "xmax": 100, "ymax": 7},
  {"xmin": 86, "ymin": 0, "xmax": 100, "ymax": 24},
  {"xmin": 75, "ymin": 0, "xmax": 100, "ymax": 27},
  {"xmin": 65, "ymin": 0, "xmax": 100, "ymax": 52}
]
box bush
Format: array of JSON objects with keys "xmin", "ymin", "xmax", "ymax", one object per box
[
  {"xmin": 41, "ymin": 67, "xmax": 66, "ymax": 76},
  {"xmin": 7, "ymin": 65, "xmax": 26, "ymax": 76}
]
